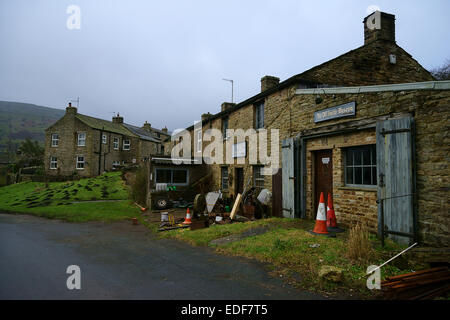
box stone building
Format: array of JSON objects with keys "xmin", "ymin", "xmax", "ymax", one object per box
[
  {"xmin": 44, "ymin": 103, "xmax": 170, "ymax": 177},
  {"xmin": 166, "ymin": 11, "xmax": 450, "ymax": 247}
]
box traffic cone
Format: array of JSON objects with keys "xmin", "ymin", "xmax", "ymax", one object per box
[
  {"xmin": 182, "ymin": 208, "xmax": 192, "ymax": 225},
  {"xmin": 310, "ymin": 192, "xmax": 330, "ymax": 235},
  {"xmin": 326, "ymin": 193, "xmax": 345, "ymax": 233}
]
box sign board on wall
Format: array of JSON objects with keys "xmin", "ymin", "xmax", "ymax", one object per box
[
  {"xmin": 232, "ymin": 141, "xmax": 246, "ymax": 158},
  {"xmin": 314, "ymin": 101, "xmax": 356, "ymax": 123}
]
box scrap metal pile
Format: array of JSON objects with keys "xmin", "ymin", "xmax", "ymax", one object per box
[{"xmin": 381, "ymin": 266, "xmax": 450, "ymax": 300}]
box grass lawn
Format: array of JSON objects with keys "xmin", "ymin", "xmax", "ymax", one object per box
[
  {"xmin": 0, "ymin": 172, "xmax": 142, "ymax": 222},
  {"xmin": 155, "ymin": 217, "xmax": 421, "ymax": 298}
]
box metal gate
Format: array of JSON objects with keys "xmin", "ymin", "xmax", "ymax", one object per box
[
  {"xmin": 376, "ymin": 117, "xmax": 416, "ymax": 245},
  {"xmin": 282, "ymin": 138, "xmax": 295, "ymax": 218}
]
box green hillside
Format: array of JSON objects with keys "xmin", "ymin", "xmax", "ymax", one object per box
[{"xmin": 0, "ymin": 101, "xmax": 65, "ymax": 162}]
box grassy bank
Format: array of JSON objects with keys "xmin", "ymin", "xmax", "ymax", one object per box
[
  {"xmin": 156, "ymin": 217, "xmax": 418, "ymax": 297},
  {"xmin": 0, "ymin": 172, "xmax": 141, "ymax": 222}
]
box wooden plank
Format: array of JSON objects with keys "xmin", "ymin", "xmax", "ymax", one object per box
[
  {"xmin": 282, "ymin": 138, "xmax": 295, "ymax": 218},
  {"xmin": 230, "ymin": 193, "xmax": 242, "ymax": 220}
]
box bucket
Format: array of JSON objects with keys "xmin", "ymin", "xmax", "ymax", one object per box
[{"xmin": 161, "ymin": 212, "xmax": 169, "ymax": 222}]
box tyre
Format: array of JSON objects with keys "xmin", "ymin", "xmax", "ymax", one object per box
[{"xmin": 155, "ymin": 196, "xmax": 170, "ymax": 210}]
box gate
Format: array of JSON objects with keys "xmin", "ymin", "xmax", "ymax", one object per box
[{"xmin": 376, "ymin": 117, "xmax": 416, "ymax": 245}]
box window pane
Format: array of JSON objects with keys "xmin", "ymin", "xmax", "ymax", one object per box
[
  {"xmin": 156, "ymin": 169, "xmax": 171, "ymax": 183},
  {"xmin": 354, "ymin": 150, "xmax": 362, "ymax": 165},
  {"xmin": 372, "ymin": 167, "xmax": 377, "ymax": 185},
  {"xmin": 346, "ymin": 167, "xmax": 353, "ymax": 184},
  {"xmin": 172, "ymin": 170, "xmax": 187, "ymax": 184},
  {"xmin": 346, "ymin": 151, "xmax": 353, "ymax": 166},
  {"xmin": 363, "ymin": 148, "xmax": 371, "ymax": 165},
  {"xmin": 354, "ymin": 167, "xmax": 362, "ymax": 184},
  {"xmin": 371, "ymin": 146, "xmax": 376, "ymax": 165},
  {"xmin": 363, "ymin": 167, "xmax": 372, "ymax": 185}
]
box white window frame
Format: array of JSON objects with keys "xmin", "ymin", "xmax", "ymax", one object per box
[
  {"xmin": 76, "ymin": 156, "xmax": 85, "ymax": 170},
  {"xmin": 112, "ymin": 160, "xmax": 120, "ymax": 167},
  {"xmin": 221, "ymin": 167, "xmax": 229, "ymax": 190},
  {"xmin": 123, "ymin": 139, "xmax": 130, "ymax": 150},
  {"xmin": 155, "ymin": 168, "xmax": 189, "ymax": 186},
  {"xmin": 51, "ymin": 134, "xmax": 59, "ymax": 147},
  {"xmin": 253, "ymin": 166, "xmax": 265, "ymax": 189},
  {"xmin": 113, "ymin": 137, "xmax": 119, "ymax": 150},
  {"xmin": 77, "ymin": 133, "xmax": 86, "ymax": 147},
  {"xmin": 50, "ymin": 156, "xmax": 58, "ymax": 169},
  {"xmin": 102, "ymin": 134, "xmax": 107, "ymax": 144},
  {"xmin": 196, "ymin": 129, "xmax": 202, "ymax": 153},
  {"xmin": 344, "ymin": 145, "xmax": 377, "ymax": 188}
]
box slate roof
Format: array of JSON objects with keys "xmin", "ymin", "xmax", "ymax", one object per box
[
  {"xmin": 122, "ymin": 123, "xmax": 161, "ymax": 143},
  {"xmin": 75, "ymin": 114, "xmax": 134, "ymax": 136}
]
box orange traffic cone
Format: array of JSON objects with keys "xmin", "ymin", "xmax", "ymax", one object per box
[
  {"xmin": 310, "ymin": 192, "xmax": 330, "ymax": 235},
  {"xmin": 326, "ymin": 193, "xmax": 345, "ymax": 233},
  {"xmin": 182, "ymin": 208, "xmax": 192, "ymax": 225}
]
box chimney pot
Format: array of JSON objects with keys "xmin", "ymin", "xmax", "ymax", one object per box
[
  {"xmin": 161, "ymin": 126, "xmax": 168, "ymax": 133},
  {"xmin": 142, "ymin": 121, "xmax": 151, "ymax": 131},
  {"xmin": 112, "ymin": 113, "xmax": 124, "ymax": 124},
  {"xmin": 66, "ymin": 102, "xmax": 77, "ymax": 115},
  {"xmin": 201, "ymin": 112, "xmax": 212, "ymax": 122},
  {"xmin": 261, "ymin": 75, "xmax": 280, "ymax": 92}
]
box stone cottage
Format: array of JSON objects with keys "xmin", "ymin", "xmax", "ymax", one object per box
[
  {"xmin": 44, "ymin": 103, "xmax": 170, "ymax": 177},
  {"xmin": 165, "ymin": 11, "xmax": 450, "ymax": 247}
]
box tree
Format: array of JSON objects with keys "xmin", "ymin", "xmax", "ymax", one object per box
[
  {"xmin": 430, "ymin": 59, "xmax": 450, "ymax": 80},
  {"xmin": 16, "ymin": 138, "xmax": 44, "ymax": 168}
]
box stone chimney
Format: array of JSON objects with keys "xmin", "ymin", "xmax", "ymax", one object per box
[
  {"xmin": 112, "ymin": 113, "xmax": 124, "ymax": 124},
  {"xmin": 363, "ymin": 11, "xmax": 395, "ymax": 45},
  {"xmin": 142, "ymin": 121, "xmax": 151, "ymax": 132},
  {"xmin": 66, "ymin": 102, "xmax": 77, "ymax": 115},
  {"xmin": 261, "ymin": 75, "xmax": 280, "ymax": 92},
  {"xmin": 221, "ymin": 102, "xmax": 236, "ymax": 112},
  {"xmin": 201, "ymin": 112, "xmax": 212, "ymax": 122},
  {"xmin": 161, "ymin": 126, "xmax": 168, "ymax": 133}
]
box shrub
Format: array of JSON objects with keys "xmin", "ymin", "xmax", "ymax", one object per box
[{"xmin": 347, "ymin": 223, "xmax": 374, "ymax": 264}]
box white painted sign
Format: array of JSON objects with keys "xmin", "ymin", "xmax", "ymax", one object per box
[
  {"xmin": 322, "ymin": 157, "xmax": 330, "ymax": 164},
  {"xmin": 232, "ymin": 141, "xmax": 246, "ymax": 158}
]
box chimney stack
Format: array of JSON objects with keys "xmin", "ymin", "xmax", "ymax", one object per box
[
  {"xmin": 221, "ymin": 102, "xmax": 236, "ymax": 112},
  {"xmin": 112, "ymin": 113, "xmax": 124, "ymax": 124},
  {"xmin": 363, "ymin": 11, "xmax": 396, "ymax": 45},
  {"xmin": 261, "ymin": 75, "xmax": 280, "ymax": 92},
  {"xmin": 201, "ymin": 112, "xmax": 212, "ymax": 122},
  {"xmin": 161, "ymin": 126, "xmax": 168, "ymax": 133},
  {"xmin": 66, "ymin": 102, "xmax": 77, "ymax": 115},
  {"xmin": 142, "ymin": 121, "xmax": 151, "ymax": 132}
]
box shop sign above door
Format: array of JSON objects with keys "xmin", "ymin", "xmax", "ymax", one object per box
[{"xmin": 314, "ymin": 101, "xmax": 356, "ymax": 123}]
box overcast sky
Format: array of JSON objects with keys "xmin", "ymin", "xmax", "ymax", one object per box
[{"xmin": 1, "ymin": 0, "xmax": 449, "ymax": 131}]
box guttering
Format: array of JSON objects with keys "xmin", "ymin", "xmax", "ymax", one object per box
[{"xmin": 295, "ymin": 80, "xmax": 450, "ymax": 95}]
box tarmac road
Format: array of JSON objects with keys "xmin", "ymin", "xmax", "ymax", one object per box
[{"xmin": 0, "ymin": 213, "xmax": 326, "ymax": 300}]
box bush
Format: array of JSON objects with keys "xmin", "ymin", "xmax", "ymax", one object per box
[
  {"xmin": 130, "ymin": 166, "xmax": 148, "ymax": 206},
  {"xmin": 347, "ymin": 223, "xmax": 374, "ymax": 264}
]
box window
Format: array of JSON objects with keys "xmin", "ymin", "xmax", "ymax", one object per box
[
  {"xmin": 77, "ymin": 133, "xmax": 86, "ymax": 146},
  {"xmin": 253, "ymin": 166, "xmax": 265, "ymax": 190},
  {"xmin": 50, "ymin": 157, "xmax": 58, "ymax": 169},
  {"xmin": 51, "ymin": 134, "xmax": 59, "ymax": 147},
  {"xmin": 123, "ymin": 140, "xmax": 130, "ymax": 150},
  {"xmin": 222, "ymin": 117, "xmax": 229, "ymax": 139},
  {"xmin": 221, "ymin": 167, "xmax": 229, "ymax": 190},
  {"xmin": 113, "ymin": 138, "xmax": 119, "ymax": 150},
  {"xmin": 112, "ymin": 161, "xmax": 120, "ymax": 167},
  {"xmin": 102, "ymin": 134, "xmax": 107, "ymax": 144},
  {"xmin": 255, "ymin": 102, "xmax": 264, "ymax": 129},
  {"xmin": 76, "ymin": 156, "xmax": 85, "ymax": 170},
  {"xmin": 196, "ymin": 129, "xmax": 202, "ymax": 153},
  {"xmin": 160, "ymin": 145, "xmax": 165, "ymax": 154},
  {"xmin": 155, "ymin": 168, "xmax": 188, "ymax": 185},
  {"xmin": 345, "ymin": 145, "xmax": 377, "ymax": 187}
]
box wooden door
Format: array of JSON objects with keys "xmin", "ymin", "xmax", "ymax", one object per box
[
  {"xmin": 272, "ymin": 169, "xmax": 282, "ymax": 217},
  {"xmin": 314, "ymin": 150, "xmax": 333, "ymax": 215},
  {"xmin": 235, "ymin": 168, "xmax": 244, "ymax": 195},
  {"xmin": 376, "ymin": 117, "xmax": 415, "ymax": 245}
]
